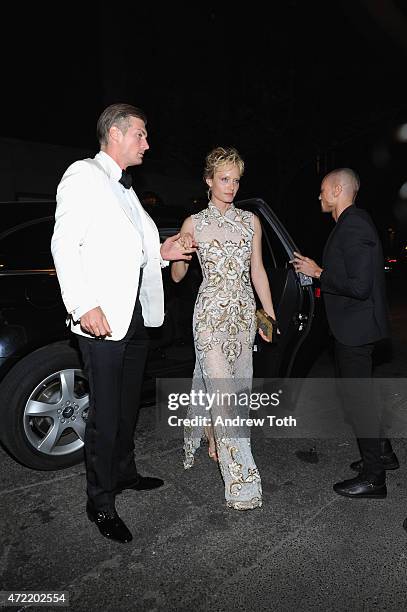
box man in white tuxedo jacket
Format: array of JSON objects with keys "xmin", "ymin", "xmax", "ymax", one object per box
[{"xmin": 51, "ymin": 103, "xmax": 194, "ymax": 543}]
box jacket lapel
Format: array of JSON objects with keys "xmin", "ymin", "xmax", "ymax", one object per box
[
  {"xmin": 91, "ymin": 155, "xmax": 140, "ymax": 230},
  {"xmin": 113, "ymin": 182, "xmax": 138, "ymax": 228}
]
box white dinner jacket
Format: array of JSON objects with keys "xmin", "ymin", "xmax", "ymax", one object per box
[{"xmin": 51, "ymin": 151, "xmax": 166, "ymax": 340}]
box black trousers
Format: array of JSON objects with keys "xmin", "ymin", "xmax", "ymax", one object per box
[
  {"xmin": 334, "ymin": 340, "xmax": 384, "ymax": 479},
  {"xmin": 78, "ymin": 298, "xmax": 149, "ymax": 511}
]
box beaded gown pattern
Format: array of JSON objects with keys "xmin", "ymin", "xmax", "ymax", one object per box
[{"xmin": 183, "ymin": 202, "xmax": 262, "ymax": 510}]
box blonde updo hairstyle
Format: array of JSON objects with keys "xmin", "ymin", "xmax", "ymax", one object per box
[{"xmin": 203, "ymin": 146, "xmax": 245, "ymax": 184}]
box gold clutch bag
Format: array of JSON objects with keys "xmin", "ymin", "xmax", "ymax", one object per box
[{"xmin": 256, "ymin": 308, "xmax": 277, "ymax": 342}]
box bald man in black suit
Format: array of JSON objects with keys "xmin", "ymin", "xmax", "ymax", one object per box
[{"xmin": 293, "ymin": 168, "xmax": 398, "ymax": 499}]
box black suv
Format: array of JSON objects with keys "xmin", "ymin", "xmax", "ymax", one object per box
[{"xmin": 0, "ymin": 199, "xmax": 328, "ymax": 471}]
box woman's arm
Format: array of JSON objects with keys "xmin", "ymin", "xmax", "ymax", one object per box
[
  {"xmin": 250, "ymin": 215, "xmax": 277, "ymax": 320},
  {"xmin": 171, "ymin": 216, "xmax": 195, "ymax": 283}
]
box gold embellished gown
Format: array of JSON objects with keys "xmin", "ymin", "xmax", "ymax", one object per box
[{"xmin": 183, "ymin": 202, "xmax": 262, "ymax": 510}]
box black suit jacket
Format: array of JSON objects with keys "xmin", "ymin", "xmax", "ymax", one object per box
[{"xmin": 320, "ymin": 206, "xmax": 390, "ymax": 346}]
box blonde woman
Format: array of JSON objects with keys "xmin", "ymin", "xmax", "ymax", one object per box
[{"xmin": 171, "ymin": 146, "xmax": 277, "ymax": 510}]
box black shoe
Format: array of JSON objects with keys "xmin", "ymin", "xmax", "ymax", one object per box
[
  {"xmin": 114, "ymin": 475, "xmax": 164, "ymax": 494},
  {"xmin": 333, "ymin": 475, "xmax": 387, "ymax": 499},
  {"xmin": 86, "ymin": 502, "xmax": 132, "ymax": 543}
]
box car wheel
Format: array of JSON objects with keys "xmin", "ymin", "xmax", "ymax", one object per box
[{"xmin": 0, "ymin": 342, "xmax": 88, "ymax": 470}]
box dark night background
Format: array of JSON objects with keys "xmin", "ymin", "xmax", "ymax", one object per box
[{"xmin": 3, "ymin": 0, "xmax": 407, "ymax": 259}]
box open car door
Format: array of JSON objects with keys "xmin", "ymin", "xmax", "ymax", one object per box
[{"xmin": 236, "ymin": 198, "xmax": 320, "ymax": 378}]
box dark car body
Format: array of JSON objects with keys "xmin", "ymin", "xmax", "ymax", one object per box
[{"xmin": 0, "ymin": 199, "xmax": 328, "ymax": 470}]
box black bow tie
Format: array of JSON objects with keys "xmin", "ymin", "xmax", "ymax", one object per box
[{"xmin": 119, "ymin": 169, "xmax": 132, "ymax": 189}]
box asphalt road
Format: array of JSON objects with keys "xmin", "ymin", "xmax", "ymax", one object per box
[{"xmin": 1, "ymin": 270, "xmax": 406, "ymax": 612}]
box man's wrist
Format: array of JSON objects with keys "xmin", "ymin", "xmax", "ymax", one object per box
[{"xmin": 159, "ymin": 244, "xmax": 170, "ymax": 267}]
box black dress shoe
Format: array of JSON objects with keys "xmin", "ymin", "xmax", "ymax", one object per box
[
  {"xmin": 114, "ymin": 475, "xmax": 164, "ymax": 494},
  {"xmin": 350, "ymin": 452, "xmax": 399, "ymax": 472},
  {"xmin": 86, "ymin": 503, "xmax": 132, "ymax": 543},
  {"xmin": 333, "ymin": 475, "xmax": 387, "ymax": 499}
]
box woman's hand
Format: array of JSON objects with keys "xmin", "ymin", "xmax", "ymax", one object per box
[
  {"xmin": 258, "ymin": 328, "xmax": 271, "ymax": 343},
  {"xmin": 257, "ymin": 311, "xmax": 280, "ymax": 343},
  {"xmin": 161, "ymin": 233, "xmax": 197, "ymax": 261},
  {"xmin": 177, "ymin": 232, "xmax": 196, "ymax": 250},
  {"xmin": 170, "ymin": 217, "xmax": 196, "ymax": 282}
]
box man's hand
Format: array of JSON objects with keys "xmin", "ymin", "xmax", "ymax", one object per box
[
  {"xmin": 291, "ymin": 251, "xmax": 323, "ymax": 279},
  {"xmin": 80, "ymin": 306, "xmax": 112, "ymax": 337},
  {"xmin": 161, "ymin": 233, "xmax": 197, "ymax": 261}
]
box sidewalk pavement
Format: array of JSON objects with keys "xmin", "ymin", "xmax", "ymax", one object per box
[
  {"xmin": 1, "ymin": 276, "xmax": 406, "ymax": 611},
  {"xmin": 1, "ymin": 396, "xmax": 407, "ymax": 611}
]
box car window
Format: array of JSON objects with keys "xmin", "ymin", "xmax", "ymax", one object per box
[
  {"xmin": 0, "ymin": 217, "xmax": 54, "ymax": 269},
  {"xmin": 235, "ymin": 203, "xmax": 289, "ymax": 270},
  {"xmin": 260, "ymin": 217, "xmax": 289, "ymax": 269}
]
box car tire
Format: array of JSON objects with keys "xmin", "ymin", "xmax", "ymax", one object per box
[{"xmin": 0, "ymin": 342, "xmax": 88, "ymax": 470}]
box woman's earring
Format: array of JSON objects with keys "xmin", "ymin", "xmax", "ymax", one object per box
[{"xmin": 207, "ymin": 188, "xmax": 211, "ymax": 201}]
